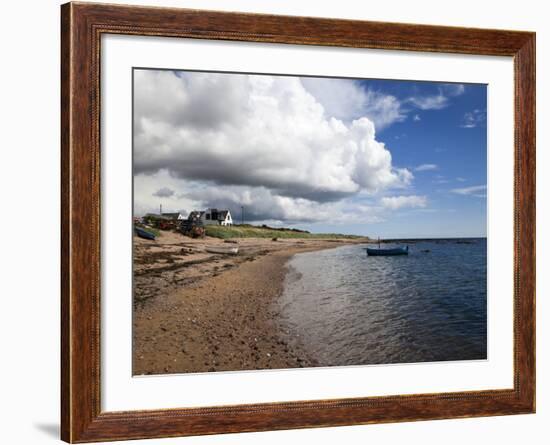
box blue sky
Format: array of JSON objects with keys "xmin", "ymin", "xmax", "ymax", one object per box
[
  {"xmin": 298, "ymin": 78, "xmax": 487, "ymax": 238},
  {"xmin": 134, "ymin": 70, "xmax": 487, "ymax": 239}
]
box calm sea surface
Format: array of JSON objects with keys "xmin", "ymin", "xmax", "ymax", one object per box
[{"xmin": 277, "ymin": 239, "xmax": 487, "ymax": 366}]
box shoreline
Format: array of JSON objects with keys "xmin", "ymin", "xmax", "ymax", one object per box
[{"xmin": 133, "ymin": 233, "xmax": 365, "ymax": 375}]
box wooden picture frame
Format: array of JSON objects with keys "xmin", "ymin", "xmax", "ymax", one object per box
[{"xmin": 61, "ymin": 2, "xmax": 535, "ymax": 442}]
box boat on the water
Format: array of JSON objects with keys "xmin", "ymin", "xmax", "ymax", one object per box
[
  {"xmin": 205, "ymin": 246, "xmax": 239, "ymax": 255},
  {"xmin": 365, "ymin": 246, "xmax": 409, "ymax": 256},
  {"xmin": 135, "ymin": 226, "xmax": 156, "ymax": 241}
]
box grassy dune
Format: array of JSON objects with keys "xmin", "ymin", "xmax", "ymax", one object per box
[{"xmin": 205, "ymin": 224, "xmax": 365, "ymax": 240}]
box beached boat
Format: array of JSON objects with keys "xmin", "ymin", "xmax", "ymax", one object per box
[
  {"xmin": 365, "ymin": 246, "xmax": 409, "ymax": 256},
  {"xmin": 205, "ymin": 246, "xmax": 239, "ymax": 255},
  {"xmin": 135, "ymin": 226, "xmax": 156, "ymax": 241}
]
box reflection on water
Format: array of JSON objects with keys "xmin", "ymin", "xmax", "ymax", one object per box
[{"xmin": 278, "ymin": 239, "xmax": 487, "ymax": 366}]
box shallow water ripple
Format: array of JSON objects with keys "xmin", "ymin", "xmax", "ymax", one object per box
[{"xmin": 277, "ymin": 239, "xmax": 487, "ymax": 366}]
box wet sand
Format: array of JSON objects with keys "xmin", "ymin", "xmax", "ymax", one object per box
[{"xmin": 133, "ymin": 232, "xmax": 367, "ymax": 375}]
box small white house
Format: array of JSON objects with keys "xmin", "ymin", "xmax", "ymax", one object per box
[
  {"xmin": 161, "ymin": 212, "xmax": 186, "ymax": 221},
  {"xmin": 201, "ymin": 209, "xmax": 233, "ymax": 226}
]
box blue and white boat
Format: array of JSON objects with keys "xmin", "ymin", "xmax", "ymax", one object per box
[
  {"xmin": 135, "ymin": 226, "xmax": 156, "ymax": 241},
  {"xmin": 365, "ymin": 245, "xmax": 408, "ymax": 256}
]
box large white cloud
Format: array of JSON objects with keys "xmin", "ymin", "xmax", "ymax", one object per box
[
  {"xmin": 134, "ymin": 171, "xmax": 385, "ymax": 225},
  {"xmin": 300, "ymin": 77, "xmax": 406, "ymax": 129},
  {"xmin": 134, "ymin": 70, "xmax": 413, "ymax": 222}
]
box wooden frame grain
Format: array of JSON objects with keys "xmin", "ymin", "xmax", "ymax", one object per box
[{"xmin": 61, "ymin": 2, "xmax": 536, "ymax": 442}]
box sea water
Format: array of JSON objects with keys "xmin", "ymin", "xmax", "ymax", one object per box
[{"xmin": 278, "ymin": 239, "xmax": 487, "ymax": 366}]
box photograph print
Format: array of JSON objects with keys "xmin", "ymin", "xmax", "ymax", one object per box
[{"xmin": 132, "ymin": 68, "xmax": 487, "ymax": 376}]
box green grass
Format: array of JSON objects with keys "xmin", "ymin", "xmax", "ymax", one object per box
[{"xmin": 204, "ymin": 224, "xmax": 364, "ymax": 240}]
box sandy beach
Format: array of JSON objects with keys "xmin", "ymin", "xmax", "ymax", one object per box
[{"xmin": 133, "ymin": 231, "xmax": 366, "ymax": 375}]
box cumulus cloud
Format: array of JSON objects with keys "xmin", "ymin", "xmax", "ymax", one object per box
[
  {"xmin": 301, "ymin": 78, "xmax": 406, "ymax": 130},
  {"xmin": 301, "ymin": 80, "xmax": 465, "ymax": 124},
  {"xmin": 153, "ymin": 187, "xmax": 175, "ymax": 198},
  {"xmin": 134, "ymin": 70, "xmax": 414, "ymax": 222},
  {"xmin": 381, "ymin": 195, "xmax": 427, "ymax": 210},
  {"xmin": 180, "ymin": 184, "xmax": 385, "ymax": 224},
  {"xmin": 415, "ymin": 163, "xmax": 438, "ymax": 171},
  {"xmin": 136, "ymin": 171, "xmax": 387, "ymax": 225}
]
